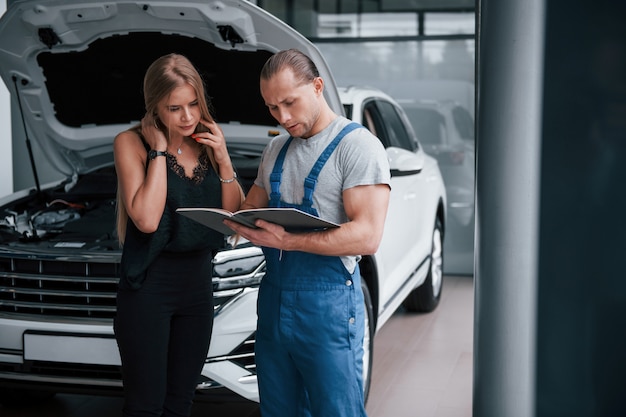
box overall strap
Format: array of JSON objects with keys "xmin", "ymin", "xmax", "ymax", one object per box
[
  {"xmin": 269, "ymin": 136, "xmax": 294, "ymax": 206},
  {"xmin": 268, "ymin": 122, "xmax": 362, "ymax": 208},
  {"xmin": 301, "ymin": 122, "xmax": 361, "ymax": 209}
]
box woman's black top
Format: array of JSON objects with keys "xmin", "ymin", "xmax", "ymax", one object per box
[{"xmin": 119, "ymin": 140, "xmax": 224, "ymax": 290}]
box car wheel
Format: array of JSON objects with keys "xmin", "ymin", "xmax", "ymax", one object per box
[
  {"xmin": 0, "ymin": 388, "xmax": 56, "ymax": 408},
  {"xmin": 402, "ymin": 217, "xmax": 444, "ymax": 313},
  {"xmin": 361, "ymin": 279, "xmax": 374, "ymax": 404}
]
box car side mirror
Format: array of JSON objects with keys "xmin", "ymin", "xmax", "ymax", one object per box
[{"xmin": 387, "ymin": 147, "xmax": 424, "ymax": 177}]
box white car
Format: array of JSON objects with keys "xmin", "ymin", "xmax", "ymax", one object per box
[
  {"xmin": 0, "ymin": 0, "xmax": 446, "ymax": 408},
  {"xmin": 399, "ymin": 100, "xmax": 475, "ymax": 230},
  {"xmin": 398, "ymin": 99, "xmax": 475, "ymax": 263}
]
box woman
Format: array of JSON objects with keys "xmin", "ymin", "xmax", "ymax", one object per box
[{"xmin": 113, "ymin": 53, "xmax": 243, "ymax": 417}]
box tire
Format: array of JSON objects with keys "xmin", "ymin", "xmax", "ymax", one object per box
[
  {"xmin": 0, "ymin": 388, "xmax": 56, "ymax": 408},
  {"xmin": 361, "ymin": 279, "xmax": 375, "ymax": 404},
  {"xmin": 402, "ymin": 217, "xmax": 444, "ymax": 313}
]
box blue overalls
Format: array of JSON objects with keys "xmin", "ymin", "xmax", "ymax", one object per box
[{"xmin": 255, "ymin": 122, "xmax": 368, "ymax": 417}]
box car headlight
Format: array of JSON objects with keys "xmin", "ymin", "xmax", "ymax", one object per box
[{"xmin": 212, "ymin": 245, "xmax": 266, "ymax": 291}]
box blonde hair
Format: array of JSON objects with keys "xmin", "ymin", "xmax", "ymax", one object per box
[{"xmin": 116, "ymin": 53, "xmax": 218, "ymax": 244}]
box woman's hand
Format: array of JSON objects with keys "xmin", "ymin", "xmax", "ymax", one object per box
[
  {"xmin": 192, "ymin": 119, "xmax": 230, "ymax": 164},
  {"xmin": 141, "ymin": 114, "xmax": 168, "ymax": 151}
]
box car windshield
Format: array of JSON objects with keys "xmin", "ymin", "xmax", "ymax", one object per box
[{"xmin": 403, "ymin": 107, "xmax": 446, "ymax": 146}]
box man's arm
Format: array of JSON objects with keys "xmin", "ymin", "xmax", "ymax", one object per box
[
  {"xmin": 239, "ymin": 184, "xmax": 269, "ymax": 210},
  {"xmin": 224, "ymin": 183, "xmax": 390, "ymax": 256}
]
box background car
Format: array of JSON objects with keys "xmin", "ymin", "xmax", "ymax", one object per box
[
  {"xmin": 0, "ymin": 0, "xmax": 446, "ymax": 408},
  {"xmin": 398, "ymin": 99, "xmax": 475, "ymax": 273}
]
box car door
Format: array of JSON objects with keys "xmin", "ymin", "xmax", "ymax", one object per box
[{"xmin": 361, "ymin": 99, "xmax": 432, "ymax": 310}]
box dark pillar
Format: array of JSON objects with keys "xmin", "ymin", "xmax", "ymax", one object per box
[
  {"xmin": 476, "ymin": 0, "xmax": 626, "ymax": 416},
  {"xmin": 474, "ymin": 0, "xmax": 544, "ymax": 415}
]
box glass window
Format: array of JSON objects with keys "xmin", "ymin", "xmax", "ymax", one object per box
[
  {"xmin": 424, "ymin": 12, "xmax": 475, "ymax": 36},
  {"xmin": 317, "ymin": 40, "xmax": 475, "ymax": 116},
  {"xmin": 452, "ymin": 105, "xmax": 474, "ymax": 140},
  {"xmin": 343, "ymin": 104, "xmax": 354, "ymax": 120},
  {"xmin": 317, "ymin": 13, "xmax": 418, "ymax": 38},
  {"xmin": 403, "ymin": 107, "xmax": 445, "ymax": 146},
  {"xmin": 362, "ymin": 101, "xmax": 390, "ymax": 148},
  {"xmin": 258, "ymin": 1, "xmax": 476, "ymax": 39},
  {"xmin": 381, "ymin": 0, "xmax": 475, "ymax": 11},
  {"xmin": 376, "ymin": 99, "xmax": 417, "ymax": 151}
]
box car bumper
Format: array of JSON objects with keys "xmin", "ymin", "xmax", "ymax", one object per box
[{"xmin": 0, "ymin": 287, "xmax": 260, "ymax": 403}]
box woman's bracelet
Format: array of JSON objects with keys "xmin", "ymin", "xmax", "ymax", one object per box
[{"xmin": 219, "ymin": 171, "xmax": 237, "ymax": 183}]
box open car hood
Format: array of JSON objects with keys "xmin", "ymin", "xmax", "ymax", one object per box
[{"xmin": 0, "ymin": 0, "xmax": 341, "ymax": 176}]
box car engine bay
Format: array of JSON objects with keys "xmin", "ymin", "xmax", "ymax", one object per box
[{"xmin": 0, "ymin": 166, "xmax": 119, "ymax": 251}]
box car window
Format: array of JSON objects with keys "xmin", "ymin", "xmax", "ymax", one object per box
[
  {"xmin": 362, "ymin": 101, "xmax": 390, "ymax": 148},
  {"xmin": 362, "ymin": 107, "xmax": 378, "ymax": 138},
  {"xmin": 343, "ymin": 104, "xmax": 353, "ymax": 120},
  {"xmin": 375, "ymin": 100, "xmax": 418, "ymax": 152},
  {"xmin": 403, "ymin": 107, "xmax": 446, "ymax": 146},
  {"xmin": 452, "ymin": 105, "xmax": 474, "ymax": 141}
]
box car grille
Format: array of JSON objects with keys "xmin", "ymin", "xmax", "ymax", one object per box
[
  {"xmin": 0, "ymin": 250, "xmax": 251, "ymax": 320},
  {"xmin": 0, "ymin": 253, "xmax": 120, "ymax": 320}
]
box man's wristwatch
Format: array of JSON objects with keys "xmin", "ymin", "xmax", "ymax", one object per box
[{"xmin": 148, "ymin": 150, "xmax": 167, "ymax": 160}]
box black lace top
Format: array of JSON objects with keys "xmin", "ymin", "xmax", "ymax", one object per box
[{"xmin": 119, "ymin": 142, "xmax": 224, "ymax": 290}]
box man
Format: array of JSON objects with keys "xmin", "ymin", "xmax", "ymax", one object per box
[{"xmin": 224, "ymin": 49, "xmax": 390, "ymax": 417}]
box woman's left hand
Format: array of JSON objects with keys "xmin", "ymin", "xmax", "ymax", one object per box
[{"xmin": 192, "ymin": 119, "xmax": 230, "ymax": 165}]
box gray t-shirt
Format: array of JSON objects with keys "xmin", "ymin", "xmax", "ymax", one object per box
[{"xmin": 254, "ymin": 116, "xmax": 391, "ymax": 272}]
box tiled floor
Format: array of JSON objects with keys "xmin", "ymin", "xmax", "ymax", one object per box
[
  {"xmin": 366, "ymin": 275, "xmax": 474, "ymax": 417},
  {"xmin": 0, "ymin": 275, "xmax": 474, "ymax": 417}
]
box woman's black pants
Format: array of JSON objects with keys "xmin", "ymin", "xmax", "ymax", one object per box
[{"xmin": 114, "ymin": 250, "xmax": 214, "ymax": 417}]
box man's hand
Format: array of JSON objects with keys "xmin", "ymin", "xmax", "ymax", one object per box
[
  {"xmin": 224, "ymin": 219, "xmax": 290, "ymax": 250},
  {"xmin": 228, "ymin": 184, "xmax": 389, "ymax": 256}
]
